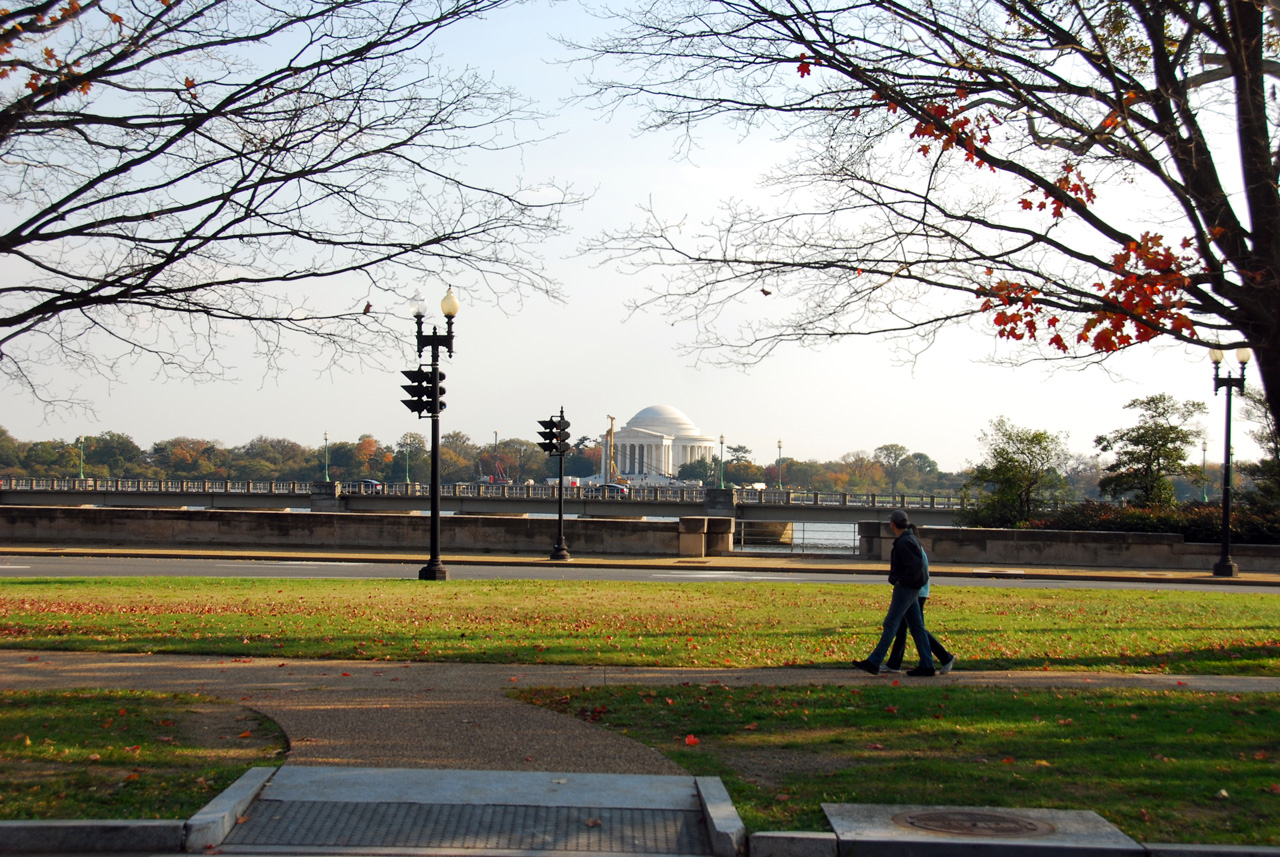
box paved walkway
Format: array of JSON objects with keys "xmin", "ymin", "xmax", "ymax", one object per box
[{"xmin": 5, "ymin": 650, "xmax": 1279, "ymax": 773}]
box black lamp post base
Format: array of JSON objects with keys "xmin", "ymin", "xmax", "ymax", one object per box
[
  {"xmin": 550, "ymin": 544, "xmax": 572, "ymax": 562},
  {"xmin": 419, "ymin": 562, "xmax": 449, "ymax": 581},
  {"xmin": 1212, "ymin": 560, "xmax": 1239, "ymax": 578}
]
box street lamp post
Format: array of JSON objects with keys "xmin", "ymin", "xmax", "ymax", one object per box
[
  {"xmin": 1201, "ymin": 439, "xmax": 1208, "ymax": 502},
  {"xmin": 408, "ymin": 288, "xmax": 460, "ymax": 581},
  {"xmin": 324, "ymin": 432, "xmax": 330, "ymax": 482},
  {"xmin": 76, "ymin": 436, "xmax": 85, "ymax": 479},
  {"xmin": 776, "ymin": 439, "xmax": 783, "ymax": 490},
  {"xmin": 718, "ymin": 434, "xmax": 725, "ymax": 490},
  {"xmin": 1209, "ymin": 347, "xmax": 1251, "ymax": 578}
]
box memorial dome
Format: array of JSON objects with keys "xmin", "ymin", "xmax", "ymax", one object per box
[{"xmin": 625, "ymin": 404, "xmax": 702, "ymax": 438}]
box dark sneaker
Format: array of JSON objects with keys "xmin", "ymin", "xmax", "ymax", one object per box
[
  {"xmin": 906, "ymin": 665, "xmax": 937, "ymax": 677},
  {"xmin": 939, "ymin": 655, "xmax": 957, "ymax": 675},
  {"xmin": 879, "ymin": 663, "xmax": 903, "ymax": 674},
  {"xmin": 852, "ymin": 659, "xmax": 880, "ymax": 676}
]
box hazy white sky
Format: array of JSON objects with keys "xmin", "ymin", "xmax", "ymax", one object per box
[{"xmin": 2, "ymin": 1, "xmax": 1265, "ymax": 473}]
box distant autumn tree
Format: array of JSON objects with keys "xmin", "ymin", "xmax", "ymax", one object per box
[
  {"xmin": 873, "ymin": 443, "xmax": 912, "ymax": 495},
  {"xmin": 1, "ymin": 0, "xmax": 571, "ymax": 408},
  {"xmin": 582, "ymin": 0, "xmax": 1280, "ymax": 427}
]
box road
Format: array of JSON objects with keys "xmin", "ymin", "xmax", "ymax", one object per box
[{"xmin": 1, "ymin": 553, "xmax": 1276, "ymax": 592}]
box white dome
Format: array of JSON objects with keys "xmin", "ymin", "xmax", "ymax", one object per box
[{"xmin": 625, "ymin": 404, "xmax": 701, "ymax": 437}]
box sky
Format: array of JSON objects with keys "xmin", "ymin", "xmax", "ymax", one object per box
[{"xmin": 1, "ymin": 1, "xmax": 1266, "ymax": 475}]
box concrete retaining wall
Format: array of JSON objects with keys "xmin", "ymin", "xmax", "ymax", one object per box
[
  {"xmin": 0, "ymin": 505, "xmax": 688, "ymax": 556},
  {"xmin": 858, "ymin": 521, "xmax": 1280, "ymax": 573}
]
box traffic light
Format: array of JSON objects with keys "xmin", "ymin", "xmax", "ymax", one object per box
[
  {"xmin": 401, "ymin": 368, "xmax": 431, "ymax": 417},
  {"xmin": 432, "ymin": 368, "xmax": 447, "ymax": 412},
  {"xmin": 537, "ymin": 413, "xmax": 571, "ymax": 455},
  {"xmin": 401, "ymin": 367, "xmax": 446, "ymax": 417}
]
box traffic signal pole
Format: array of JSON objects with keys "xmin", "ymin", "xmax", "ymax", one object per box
[
  {"xmin": 404, "ymin": 294, "xmax": 457, "ymax": 581},
  {"xmin": 537, "ymin": 407, "xmax": 572, "ymax": 561}
]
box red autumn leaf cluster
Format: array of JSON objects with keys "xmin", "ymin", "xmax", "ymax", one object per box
[
  {"xmin": 979, "ymin": 229, "xmax": 1200, "ymax": 354},
  {"xmin": 908, "ymin": 96, "xmax": 995, "ymax": 167}
]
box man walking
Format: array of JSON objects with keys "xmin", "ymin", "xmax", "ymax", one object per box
[{"xmin": 851, "ymin": 509, "xmax": 936, "ymax": 677}]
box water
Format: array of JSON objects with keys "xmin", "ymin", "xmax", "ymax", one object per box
[
  {"xmin": 737, "ymin": 521, "xmax": 860, "ymax": 556},
  {"xmin": 526, "ymin": 513, "xmax": 860, "ymax": 556}
]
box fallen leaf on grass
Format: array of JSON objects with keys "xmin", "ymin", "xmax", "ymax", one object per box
[
  {"xmin": 685, "ymin": 734, "xmax": 699, "ymax": 746},
  {"xmin": 237, "ymin": 731, "xmax": 252, "ymax": 738},
  {"xmin": 865, "ymin": 743, "xmax": 885, "ymax": 750}
]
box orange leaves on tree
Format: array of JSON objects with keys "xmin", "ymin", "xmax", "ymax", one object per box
[
  {"xmin": 978, "ymin": 231, "xmax": 1199, "ymax": 354},
  {"xmin": 1077, "ymin": 232, "xmax": 1198, "ymax": 352},
  {"xmin": 908, "ymin": 96, "xmax": 993, "ymax": 169},
  {"xmin": 1018, "ymin": 161, "xmax": 1096, "ymax": 219}
]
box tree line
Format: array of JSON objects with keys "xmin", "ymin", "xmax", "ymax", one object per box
[{"xmin": 3, "ymin": 387, "xmax": 1274, "ymax": 514}]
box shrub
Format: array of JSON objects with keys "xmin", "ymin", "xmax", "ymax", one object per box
[{"xmin": 1026, "ymin": 501, "xmax": 1280, "ymax": 545}]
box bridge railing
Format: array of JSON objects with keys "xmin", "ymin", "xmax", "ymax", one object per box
[
  {"xmin": 0, "ymin": 477, "xmax": 316, "ymax": 494},
  {"xmin": 0, "ymin": 476, "xmax": 965, "ymax": 509}
]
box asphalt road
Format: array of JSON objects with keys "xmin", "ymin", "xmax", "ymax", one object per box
[{"xmin": 2, "ymin": 553, "xmax": 1277, "ymax": 592}]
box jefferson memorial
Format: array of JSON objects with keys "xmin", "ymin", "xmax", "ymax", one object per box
[{"xmin": 603, "ymin": 405, "xmax": 718, "ymax": 481}]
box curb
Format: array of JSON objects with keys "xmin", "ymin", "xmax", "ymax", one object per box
[
  {"xmin": 0, "ymin": 767, "xmax": 278, "ymax": 855},
  {"xmin": 0, "ymin": 819, "xmax": 184, "ymax": 854},
  {"xmin": 745, "ymin": 830, "xmax": 1280, "ymax": 857},
  {"xmin": 696, "ymin": 777, "xmax": 746, "ymax": 857},
  {"xmin": 183, "ymin": 766, "xmax": 278, "ymax": 852}
]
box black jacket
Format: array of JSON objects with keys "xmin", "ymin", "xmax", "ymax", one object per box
[{"xmin": 888, "ymin": 529, "xmax": 928, "ymax": 589}]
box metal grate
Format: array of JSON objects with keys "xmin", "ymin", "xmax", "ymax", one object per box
[{"xmin": 223, "ymin": 800, "xmax": 712, "ymax": 854}]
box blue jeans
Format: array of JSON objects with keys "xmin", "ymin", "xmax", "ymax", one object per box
[{"xmin": 866, "ymin": 585, "xmax": 934, "ymax": 670}]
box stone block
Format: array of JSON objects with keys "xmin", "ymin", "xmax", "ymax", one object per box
[
  {"xmin": 0, "ymin": 820, "xmax": 184, "ymax": 853},
  {"xmin": 679, "ymin": 517, "xmax": 709, "ymax": 534},
  {"xmin": 823, "ymin": 803, "xmax": 1142, "ymax": 857},
  {"xmin": 679, "ymin": 532, "xmax": 705, "ymax": 557},
  {"xmin": 184, "ymin": 766, "xmax": 277, "ymax": 852},
  {"xmin": 750, "ymin": 830, "xmax": 837, "ymax": 857},
  {"xmin": 696, "ymin": 777, "xmax": 745, "ymax": 857}
]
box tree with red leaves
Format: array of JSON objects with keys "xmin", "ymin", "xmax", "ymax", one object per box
[{"xmin": 580, "ymin": 0, "xmax": 1280, "ymax": 425}]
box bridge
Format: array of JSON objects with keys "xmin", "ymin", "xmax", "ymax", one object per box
[{"xmin": 0, "ymin": 477, "xmax": 964, "ymax": 527}]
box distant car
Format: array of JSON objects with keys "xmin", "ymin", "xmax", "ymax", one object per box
[{"xmin": 356, "ymin": 479, "xmax": 384, "ymax": 494}]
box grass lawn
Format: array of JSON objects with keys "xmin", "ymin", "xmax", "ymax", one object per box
[
  {"xmin": 0, "ymin": 689, "xmax": 285, "ymax": 820},
  {"xmin": 2, "ymin": 576, "xmax": 1278, "ymax": 841},
  {"xmin": 516, "ymin": 683, "xmax": 1280, "ymax": 847},
  {"xmin": 1, "ymin": 578, "xmax": 1278, "ymax": 674}
]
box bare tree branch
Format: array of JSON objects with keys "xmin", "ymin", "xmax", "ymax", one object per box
[
  {"xmin": 0, "ymin": 0, "xmax": 579, "ymax": 405},
  {"xmin": 575, "ymin": 0, "xmax": 1280, "ymax": 426}
]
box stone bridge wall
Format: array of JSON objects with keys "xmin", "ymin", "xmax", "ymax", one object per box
[{"xmin": 857, "ymin": 521, "xmax": 1280, "ymax": 573}]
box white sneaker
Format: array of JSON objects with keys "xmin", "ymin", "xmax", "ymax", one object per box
[
  {"xmin": 939, "ymin": 655, "xmax": 957, "ymax": 674},
  {"xmin": 878, "ymin": 663, "xmax": 903, "ymax": 674}
]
